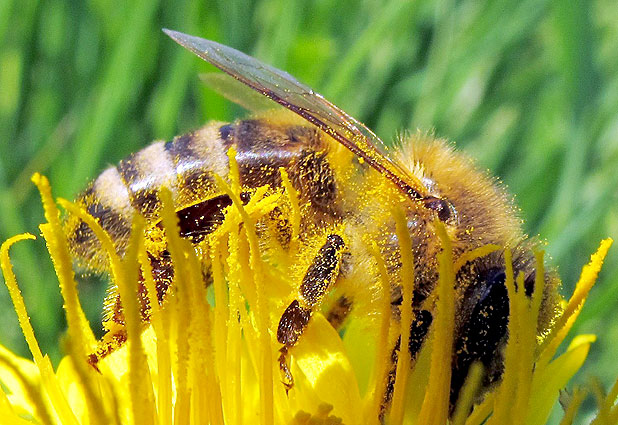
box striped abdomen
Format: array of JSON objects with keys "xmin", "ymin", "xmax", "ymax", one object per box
[{"xmin": 66, "ymin": 118, "xmax": 338, "ymax": 270}]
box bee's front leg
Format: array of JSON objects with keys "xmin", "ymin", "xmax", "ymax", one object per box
[{"xmin": 276, "ymin": 234, "xmax": 346, "ymax": 391}]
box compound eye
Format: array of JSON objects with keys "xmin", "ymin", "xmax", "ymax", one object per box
[{"xmin": 423, "ymin": 196, "xmax": 458, "ymax": 224}]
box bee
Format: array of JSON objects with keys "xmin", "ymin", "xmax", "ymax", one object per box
[{"xmin": 64, "ymin": 30, "xmax": 562, "ymax": 411}]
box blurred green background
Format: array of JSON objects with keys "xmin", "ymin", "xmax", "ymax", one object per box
[{"xmin": 0, "ymin": 0, "xmax": 616, "ymax": 422}]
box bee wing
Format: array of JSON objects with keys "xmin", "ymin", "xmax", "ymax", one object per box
[
  {"xmin": 199, "ymin": 72, "xmax": 277, "ymax": 113},
  {"xmin": 164, "ymin": 29, "xmax": 427, "ymax": 200}
]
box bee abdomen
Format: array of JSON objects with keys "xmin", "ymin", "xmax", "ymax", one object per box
[
  {"xmin": 66, "ymin": 119, "xmax": 339, "ymax": 268},
  {"xmin": 224, "ymin": 119, "xmax": 338, "ymax": 214},
  {"xmin": 67, "ymin": 124, "xmax": 229, "ymax": 269},
  {"xmin": 66, "ymin": 166, "xmax": 133, "ymax": 269},
  {"xmin": 118, "ymin": 125, "xmax": 229, "ymax": 218}
]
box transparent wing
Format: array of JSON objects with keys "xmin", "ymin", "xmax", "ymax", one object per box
[
  {"xmin": 199, "ymin": 72, "xmax": 276, "ymax": 113},
  {"xmin": 164, "ymin": 29, "xmax": 427, "ymax": 199}
]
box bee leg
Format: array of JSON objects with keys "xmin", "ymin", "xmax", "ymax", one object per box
[
  {"xmin": 88, "ymin": 250, "xmax": 175, "ymax": 368},
  {"xmin": 449, "ymin": 270, "xmax": 509, "ymax": 410},
  {"xmin": 87, "ymin": 326, "xmax": 128, "ymax": 371},
  {"xmin": 278, "ymin": 348, "xmax": 293, "ymax": 391},
  {"xmin": 276, "ymin": 234, "xmax": 346, "ymax": 391},
  {"xmin": 277, "ymin": 300, "xmax": 311, "ymax": 391},
  {"xmin": 326, "ymin": 295, "xmax": 353, "ymax": 330},
  {"xmin": 88, "ymin": 193, "xmax": 239, "ymax": 368},
  {"xmin": 381, "ymin": 309, "xmax": 433, "ymax": 418}
]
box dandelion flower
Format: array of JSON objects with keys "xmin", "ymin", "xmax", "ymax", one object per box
[{"xmin": 0, "ymin": 171, "xmax": 614, "ymax": 425}]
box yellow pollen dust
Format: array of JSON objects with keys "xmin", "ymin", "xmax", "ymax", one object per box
[{"xmin": 0, "ymin": 171, "xmax": 614, "ymax": 425}]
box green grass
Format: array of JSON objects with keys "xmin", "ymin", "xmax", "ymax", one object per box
[{"xmin": 0, "ymin": 0, "xmax": 616, "ymax": 422}]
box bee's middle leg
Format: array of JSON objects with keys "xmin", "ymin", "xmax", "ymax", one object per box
[{"xmin": 276, "ymin": 234, "xmax": 346, "ymax": 390}]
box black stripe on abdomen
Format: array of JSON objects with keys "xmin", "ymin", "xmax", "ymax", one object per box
[{"xmin": 117, "ymin": 142, "xmax": 177, "ymax": 218}]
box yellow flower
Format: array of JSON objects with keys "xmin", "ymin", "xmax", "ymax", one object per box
[{"xmin": 0, "ymin": 170, "xmax": 614, "ymax": 425}]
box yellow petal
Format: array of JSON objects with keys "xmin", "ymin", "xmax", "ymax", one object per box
[
  {"xmin": 293, "ymin": 313, "xmax": 362, "ymax": 425},
  {"xmin": 525, "ymin": 334, "xmax": 596, "ymax": 425},
  {"xmin": 0, "ymin": 344, "xmax": 51, "ymax": 424},
  {"xmin": 342, "ymin": 319, "xmax": 377, "ymax": 397}
]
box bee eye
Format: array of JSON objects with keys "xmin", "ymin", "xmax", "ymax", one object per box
[{"xmin": 423, "ymin": 197, "xmax": 456, "ymax": 223}]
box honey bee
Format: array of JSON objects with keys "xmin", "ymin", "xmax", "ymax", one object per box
[{"xmin": 65, "ymin": 30, "xmax": 562, "ymax": 411}]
